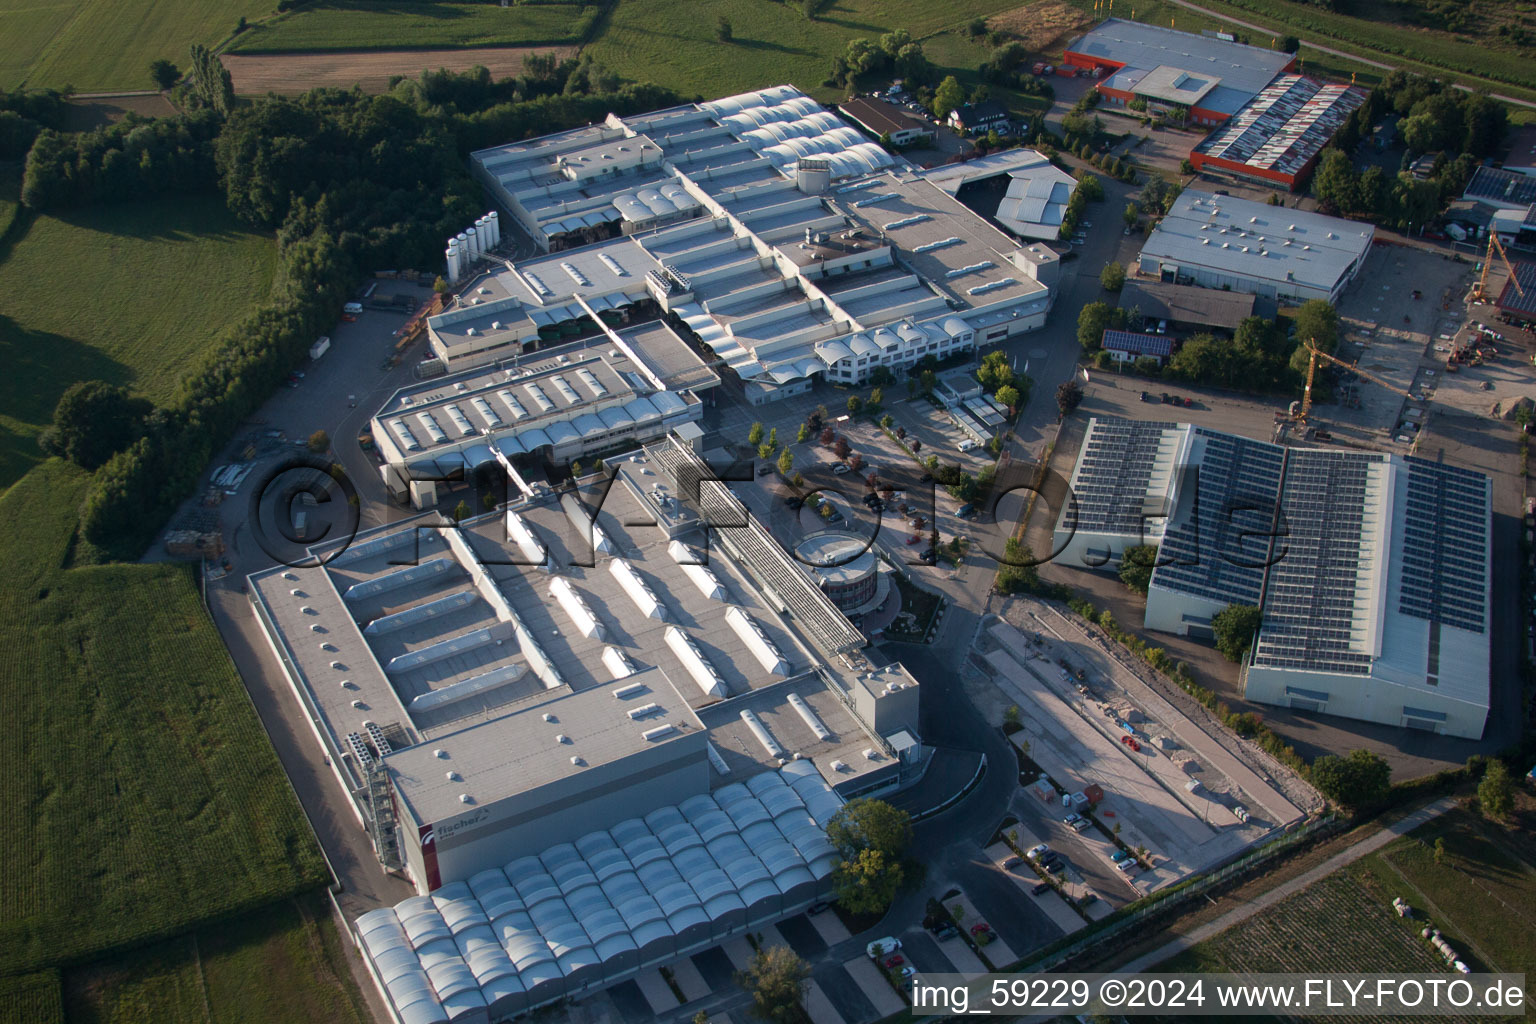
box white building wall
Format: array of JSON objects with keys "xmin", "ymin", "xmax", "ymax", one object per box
[{"xmin": 1242, "ymin": 664, "xmax": 1488, "ymax": 740}]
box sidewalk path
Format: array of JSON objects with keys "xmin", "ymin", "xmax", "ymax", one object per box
[{"xmin": 1115, "ymin": 796, "xmax": 1458, "ymax": 973}]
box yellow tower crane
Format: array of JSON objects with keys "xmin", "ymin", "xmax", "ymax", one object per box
[
  {"xmin": 1474, "ymin": 231, "xmax": 1524, "ymax": 302},
  {"xmin": 1292, "ymin": 340, "xmax": 1417, "ymax": 428}
]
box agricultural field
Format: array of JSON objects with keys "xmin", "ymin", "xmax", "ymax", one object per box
[
  {"xmin": 1161, "ymin": 870, "xmax": 1451, "ymax": 982},
  {"xmin": 0, "ymin": 972, "xmax": 63, "ymax": 1024},
  {"xmin": 584, "ymin": 0, "xmax": 1024, "ymax": 102},
  {"xmin": 0, "ymin": 192, "xmax": 277, "ymax": 489},
  {"xmin": 226, "ymin": 0, "xmax": 599, "ymax": 54},
  {"xmin": 0, "ymin": 459, "xmax": 329, "ymax": 978},
  {"xmin": 1354, "ymin": 801, "xmax": 1536, "ymax": 979},
  {"xmin": 61, "ymin": 893, "xmax": 368, "ymax": 1024},
  {"xmin": 222, "ymin": 44, "xmax": 578, "ymax": 95},
  {"xmin": 0, "ymin": 0, "xmax": 270, "ymax": 92}
]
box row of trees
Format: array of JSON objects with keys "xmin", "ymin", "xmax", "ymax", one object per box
[
  {"xmin": 1058, "ymin": 172, "xmax": 1104, "ymax": 240},
  {"xmin": 21, "ymin": 110, "xmax": 224, "ymax": 209},
  {"xmin": 827, "ymin": 29, "xmax": 937, "ymax": 92}
]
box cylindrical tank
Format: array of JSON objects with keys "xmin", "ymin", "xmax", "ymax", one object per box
[
  {"xmin": 487, "ymin": 211, "xmax": 501, "ymax": 249},
  {"xmin": 446, "ymin": 247, "xmax": 462, "ymax": 284},
  {"xmin": 464, "ymin": 227, "xmax": 479, "ymax": 261},
  {"xmin": 455, "ymin": 232, "xmax": 469, "ymax": 263}
]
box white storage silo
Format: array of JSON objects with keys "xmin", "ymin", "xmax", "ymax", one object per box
[
  {"xmin": 464, "ymin": 227, "xmax": 479, "ymax": 261},
  {"xmin": 455, "ymin": 232, "xmax": 469, "ymax": 264},
  {"xmin": 474, "ymin": 215, "xmax": 488, "ymax": 248},
  {"xmin": 487, "ymin": 211, "xmax": 501, "ymax": 249},
  {"xmin": 446, "ymin": 246, "xmax": 462, "ymax": 284}
]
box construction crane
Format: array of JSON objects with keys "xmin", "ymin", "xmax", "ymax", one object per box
[
  {"xmin": 1291, "ymin": 341, "xmax": 1416, "ymax": 427},
  {"xmin": 1474, "ymin": 231, "xmax": 1524, "ymax": 301}
]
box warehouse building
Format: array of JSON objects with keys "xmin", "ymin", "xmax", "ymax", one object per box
[
  {"xmin": 1137, "ymin": 190, "xmax": 1373, "ymax": 303},
  {"xmin": 838, "ymin": 96, "xmax": 934, "ymax": 147},
  {"xmin": 1064, "ymin": 20, "xmax": 1295, "ymax": 126},
  {"xmin": 1117, "ymin": 279, "xmax": 1273, "ymax": 334},
  {"xmin": 371, "ymin": 328, "xmax": 716, "ymax": 506},
  {"xmin": 250, "ymin": 434, "xmax": 926, "ymax": 1019},
  {"xmin": 1190, "ymin": 75, "xmax": 1368, "ymax": 190},
  {"xmin": 448, "ymin": 86, "xmax": 1057, "ymax": 402},
  {"xmin": 1053, "ymin": 417, "xmax": 1491, "ymax": 739}
]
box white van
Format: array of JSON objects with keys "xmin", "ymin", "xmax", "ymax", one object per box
[
  {"xmin": 866, "ymin": 937, "xmax": 901, "ymax": 959},
  {"xmin": 343, "ymin": 301, "xmax": 364, "ymax": 316}
]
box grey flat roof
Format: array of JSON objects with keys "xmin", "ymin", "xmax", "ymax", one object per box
[
  {"xmin": 1117, "ymin": 279, "xmax": 1265, "ymax": 329},
  {"xmin": 699, "ymin": 680, "xmax": 887, "ymax": 786},
  {"xmin": 1140, "ymin": 190, "xmax": 1373, "ymax": 292},
  {"xmin": 1133, "ymin": 64, "xmax": 1220, "ymax": 107},
  {"xmin": 1067, "ymin": 19, "xmax": 1292, "ymax": 114},
  {"xmin": 384, "ymin": 668, "xmax": 700, "ymax": 827},
  {"xmin": 615, "ymin": 321, "xmax": 719, "ymax": 392}
]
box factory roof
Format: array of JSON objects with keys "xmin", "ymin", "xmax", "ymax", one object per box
[
  {"xmin": 357, "ymin": 762, "xmax": 842, "ymax": 1024},
  {"xmin": 1464, "ymin": 165, "xmax": 1536, "ymax": 210},
  {"xmin": 919, "ymin": 148, "xmax": 1064, "ymax": 195},
  {"xmin": 1132, "ymin": 64, "xmax": 1221, "ymax": 108},
  {"xmin": 1139, "ymin": 190, "xmax": 1374, "ymax": 293},
  {"xmin": 384, "ymin": 669, "xmax": 702, "ymax": 826},
  {"xmin": 994, "ymin": 164, "xmax": 1079, "ymax": 240},
  {"xmin": 794, "ymin": 532, "xmax": 878, "ymax": 587},
  {"xmin": 1067, "ymin": 19, "xmax": 1292, "ymax": 115},
  {"xmin": 1495, "ymin": 262, "xmax": 1536, "ymax": 317},
  {"xmin": 370, "ymin": 344, "xmax": 701, "ymax": 472},
  {"xmin": 249, "ymin": 433, "xmax": 902, "ymax": 815},
  {"xmin": 1117, "ymin": 279, "xmax": 1267, "ymax": 329},
  {"xmin": 838, "ymin": 97, "xmax": 933, "ymax": 139},
  {"xmin": 1062, "ymin": 418, "xmax": 1491, "ymax": 704},
  {"xmin": 1194, "ymin": 76, "xmax": 1367, "ymax": 178}
]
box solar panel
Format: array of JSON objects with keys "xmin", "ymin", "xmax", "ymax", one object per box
[
  {"xmin": 1063, "ymin": 418, "xmax": 1182, "ymax": 535},
  {"xmin": 1153, "ymin": 429, "xmax": 1284, "ymax": 606},
  {"xmin": 1396, "ymin": 460, "xmax": 1489, "ymax": 634},
  {"xmin": 1251, "ymin": 450, "xmax": 1384, "ymax": 675}
]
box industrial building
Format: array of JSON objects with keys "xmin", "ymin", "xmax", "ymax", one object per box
[
  {"xmin": 1189, "ymin": 76, "xmax": 1368, "ymax": 190},
  {"xmin": 445, "ymin": 86, "xmax": 1058, "ymax": 403},
  {"xmin": 370, "ymin": 327, "xmax": 716, "ymax": 506},
  {"xmin": 837, "ymin": 96, "xmax": 934, "ymax": 147},
  {"xmin": 794, "ymin": 532, "xmax": 886, "ymax": 614},
  {"xmin": 1137, "ymin": 190, "xmax": 1374, "ymax": 303},
  {"xmin": 1053, "ymin": 418, "xmax": 1491, "ymax": 739},
  {"xmin": 249, "ymin": 434, "xmax": 926, "ymax": 1020},
  {"xmin": 1064, "ymin": 20, "xmax": 1295, "ymax": 126},
  {"xmin": 1117, "ymin": 279, "xmax": 1273, "ymax": 334}
]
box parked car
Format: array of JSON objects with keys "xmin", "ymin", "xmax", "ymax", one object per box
[
  {"xmin": 1110, "ymin": 849, "xmax": 1129, "ymax": 863},
  {"xmin": 970, "ymin": 923, "xmax": 993, "ymax": 937},
  {"xmin": 1069, "ymin": 817, "xmax": 1092, "ymax": 832},
  {"xmin": 1116, "ymin": 858, "xmax": 1139, "ymax": 874},
  {"xmin": 957, "ymin": 439, "xmax": 978, "ymax": 452},
  {"xmin": 954, "ymin": 503, "xmax": 975, "ymax": 518},
  {"xmin": 785, "ymin": 496, "xmax": 804, "ymax": 510},
  {"xmin": 1031, "ymin": 881, "xmax": 1052, "ymax": 895},
  {"xmin": 932, "ymin": 924, "xmax": 958, "ymax": 940},
  {"xmin": 832, "ymin": 463, "xmax": 851, "ymax": 475},
  {"xmin": 1139, "ymin": 390, "xmax": 1151, "ymax": 402},
  {"xmin": 1045, "ymin": 859, "xmax": 1065, "ymax": 874},
  {"xmin": 867, "ymin": 938, "xmax": 902, "ymax": 959},
  {"xmin": 906, "ymin": 533, "xmax": 922, "ymax": 545},
  {"xmin": 1000, "ymin": 855, "xmax": 1022, "ymax": 870},
  {"xmin": 1063, "ymin": 812, "xmax": 1084, "ymax": 828},
  {"xmin": 1026, "ymin": 843, "xmax": 1049, "ymax": 860},
  {"xmin": 757, "ymin": 464, "xmax": 773, "ymax": 476},
  {"xmin": 883, "ymin": 955, "xmax": 905, "ymax": 969},
  {"xmin": 807, "ymin": 901, "xmax": 831, "ymax": 915}
]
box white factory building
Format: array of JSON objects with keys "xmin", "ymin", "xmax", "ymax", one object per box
[
  {"xmin": 369, "ymin": 325, "xmax": 718, "ymax": 507},
  {"xmin": 249, "ymin": 435, "xmax": 926, "ymax": 1023},
  {"xmin": 1137, "ymin": 190, "xmax": 1374, "ymax": 303},
  {"xmin": 1054, "ymin": 418, "xmax": 1491, "ymax": 739},
  {"xmin": 438, "ymin": 85, "xmax": 1060, "ymax": 403}
]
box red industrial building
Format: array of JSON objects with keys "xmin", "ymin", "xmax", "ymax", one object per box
[
  {"xmin": 1063, "ymin": 19, "xmax": 1295, "ymax": 127},
  {"xmin": 1189, "ymin": 75, "xmax": 1368, "ymax": 190}
]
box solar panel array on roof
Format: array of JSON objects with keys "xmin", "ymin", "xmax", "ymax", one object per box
[
  {"xmin": 1252, "ymin": 450, "xmax": 1383, "ymax": 674},
  {"xmin": 1465, "ymin": 165, "xmax": 1536, "ymax": 208},
  {"xmin": 1101, "ymin": 329, "xmax": 1174, "ymax": 358},
  {"xmin": 1397, "ymin": 460, "xmax": 1488, "ymax": 634},
  {"xmin": 1066, "ymin": 418, "xmax": 1180, "ymax": 535},
  {"xmin": 1194, "ymin": 76, "xmax": 1366, "ymax": 177},
  {"xmin": 1153, "ymin": 429, "xmax": 1283, "ymax": 606}
]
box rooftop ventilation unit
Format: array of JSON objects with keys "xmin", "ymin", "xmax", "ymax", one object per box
[
  {"xmin": 642, "ymin": 724, "xmax": 677, "ymax": 742},
  {"xmin": 612, "ymin": 682, "xmax": 647, "ymax": 699},
  {"xmin": 627, "ymin": 702, "xmax": 662, "ymax": 720}
]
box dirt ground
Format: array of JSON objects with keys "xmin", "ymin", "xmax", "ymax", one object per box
[
  {"xmin": 987, "ymin": 1, "xmax": 1095, "ymax": 53},
  {"xmin": 64, "ymin": 93, "xmax": 177, "ymax": 130},
  {"xmin": 221, "ymin": 44, "xmax": 576, "ymax": 95}
]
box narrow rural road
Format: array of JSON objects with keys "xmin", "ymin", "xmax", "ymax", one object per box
[
  {"xmin": 1158, "ymin": 0, "xmax": 1536, "ymax": 111},
  {"xmin": 1113, "ymin": 796, "xmax": 1458, "ymax": 973}
]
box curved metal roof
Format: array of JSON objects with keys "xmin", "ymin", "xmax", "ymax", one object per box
[{"xmin": 357, "ymin": 768, "xmax": 840, "ymax": 1021}]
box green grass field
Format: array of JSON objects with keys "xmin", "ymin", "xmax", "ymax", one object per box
[
  {"xmin": 0, "ymin": 461, "xmax": 330, "ymax": 978},
  {"xmin": 1354, "ymin": 803, "xmax": 1536, "ymax": 978},
  {"xmin": 0, "ymin": 191, "xmax": 277, "ymax": 489},
  {"xmin": 0, "ymin": 0, "xmax": 272, "ymax": 91},
  {"xmin": 61, "ymin": 893, "xmax": 368, "ymax": 1024},
  {"xmin": 227, "ymin": 0, "xmax": 598, "ymax": 54},
  {"xmin": 0, "ymin": 972, "xmax": 63, "ymax": 1024},
  {"xmin": 585, "ymin": 0, "xmax": 1023, "ymax": 102}
]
